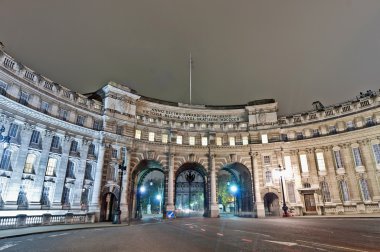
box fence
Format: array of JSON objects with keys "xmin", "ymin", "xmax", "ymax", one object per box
[{"xmin": 0, "ymin": 213, "xmax": 95, "ymax": 230}]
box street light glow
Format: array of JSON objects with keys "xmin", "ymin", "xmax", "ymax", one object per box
[
  {"xmin": 156, "ymin": 194, "xmax": 162, "ymax": 200},
  {"xmin": 140, "ymin": 186, "xmax": 146, "ymax": 193},
  {"xmin": 230, "ymin": 185, "xmax": 238, "ymax": 193}
]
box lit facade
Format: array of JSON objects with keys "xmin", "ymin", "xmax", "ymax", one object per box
[{"xmin": 0, "ymin": 45, "xmax": 380, "ymax": 221}]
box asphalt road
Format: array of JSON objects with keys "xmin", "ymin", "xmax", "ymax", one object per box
[{"xmin": 1, "ymin": 217, "xmax": 379, "ymax": 252}]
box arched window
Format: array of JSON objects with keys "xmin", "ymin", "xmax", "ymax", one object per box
[
  {"xmin": 265, "ymin": 170, "xmax": 272, "ymax": 184},
  {"xmin": 320, "ymin": 181, "xmax": 331, "ymax": 202},
  {"xmin": 66, "ymin": 161, "xmax": 75, "ymax": 178},
  {"xmin": 23, "ymin": 154, "xmax": 36, "ymax": 173},
  {"xmin": 359, "ymin": 178, "xmax": 371, "ymax": 201},
  {"xmin": 0, "ymin": 149, "xmax": 12, "ymax": 171}
]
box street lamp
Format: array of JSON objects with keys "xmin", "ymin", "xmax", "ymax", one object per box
[
  {"xmin": 229, "ymin": 184, "xmax": 238, "ymax": 215},
  {"xmin": 113, "ymin": 160, "xmax": 127, "ymax": 224},
  {"xmin": 278, "ymin": 165, "xmax": 289, "ymax": 217},
  {"xmin": 156, "ymin": 194, "xmax": 162, "ymax": 214}
]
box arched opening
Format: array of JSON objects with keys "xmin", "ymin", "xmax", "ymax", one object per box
[
  {"xmin": 100, "ymin": 191, "xmax": 118, "ymax": 222},
  {"xmin": 264, "ymin": 192, "xmax": 280, "ymax": 216},
  {"xmin": 218, "ymin": 162, "xmax": 254, "ymax": 217},
  {"xmin": 130, "ymin": 160, "xmax": 165, "ymax": 220},
  {"xmin": 175, "ymin": 162, "xmax": 208, "ymax": 217}
]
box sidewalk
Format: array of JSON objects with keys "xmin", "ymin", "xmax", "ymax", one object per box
[{"xmin": 294, "ymin": 213, "xmax": 380, "ymax": 218}]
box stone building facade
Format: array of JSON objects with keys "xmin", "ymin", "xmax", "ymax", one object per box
[{"xmin": 0, "ymin": 46, "xmax": 379, "ymax": 221}]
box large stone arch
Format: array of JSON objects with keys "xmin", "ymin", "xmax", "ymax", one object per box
[{"xmin": 100, "ymin": 185, "xmax": 120, "ymax": 221}]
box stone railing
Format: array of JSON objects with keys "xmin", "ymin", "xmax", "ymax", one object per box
[{"xmin": 0, "ymin": 213, "xmax": 95, "ymax": 230}]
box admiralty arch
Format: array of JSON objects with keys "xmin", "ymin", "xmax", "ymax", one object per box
[{"xmin": 0, "ymin": 45, "xmax": 380, "ymax": 223}]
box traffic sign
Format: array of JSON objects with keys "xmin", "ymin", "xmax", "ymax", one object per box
[{"xmin": 166, "ymin": 211, "xmax": 175, "ymax": 219}]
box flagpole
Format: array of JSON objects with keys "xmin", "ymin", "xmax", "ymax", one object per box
[{"xmin": 189, "ymin": 52, "xmax": 192, "ymax": 105}]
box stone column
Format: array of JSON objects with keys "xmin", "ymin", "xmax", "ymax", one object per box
[
  {"xmin": 89, "ymin": 142, "xmax": 105, "ymax": 216},
  {"xmin": 4, "ymin": 123, "xmax": 34, "ymax": 206},
  {"xmin": 29, "ymin": 130, "xmax": 54, "ymax": 205},
  {"xmin": 341, "ymin": 144, "xmax": 361, "ymax": 201},
  {"xmin": 72, "ymin": 139, "xmax": 90, "ymax": 209},
  {"xmin": 208, "ymin": 153, "xmax": 219, "ymax": 217},
  {"xmin": 166, "ymin": 153, "xmax": 175, "ymax": 212},
  {"xmin": 120, "ymin": 147, "xmax": 131, "ymax": 221},
  {"xmin": 251, "ymin": 152, "xmax": 265, "ymax": 218},
  {"xmin": 324, "ymin": 146, "xmax": 341, "ymax": 203},
  {"xmin": 363, "ymin": 141, "xmax": 380, "ymax": 201}
]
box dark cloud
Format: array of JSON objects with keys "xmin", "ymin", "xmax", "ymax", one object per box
[{"xmin": 1, "ymin": 0, "xmax": 380, "ymax": 114}]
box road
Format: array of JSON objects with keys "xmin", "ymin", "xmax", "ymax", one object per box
[{"xmin": 1, "ymin": 217, "xmax": 379, "ymax": 251}]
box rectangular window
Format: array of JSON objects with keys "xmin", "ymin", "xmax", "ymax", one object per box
[
  {"xmin": 51, "ymin": 136, "xmax": 60, "ymax": 149},
  {"xmin": 24, "ymin": 154, "xmax": 36, "ymax": 173},
  {"xmin": 216, "ymin": 137, "xmax": 222, "ymax": 146},
  {"xmin": 300, "ymin": 154, "xmax": 309, "ymax": 173},
  {"xmin": 148, "ymin": 132, "xmax": 155, "ymax": 142},
  {"xmin": 296, "ymin": 132, "xmax": 303, "ymax": 140},
  {"xmin": 287, "ymin": 182, "xmax": 296, "ymax": 203},
  {"xmin": 161, "ymin": 134, "xmax": 168, "ymax": 144},
  {"xmin": 70, "ymin": 141, "xmax": 78, "ymax": 152},
  {"xmin": 316, "ymin": 152, "xmax": 326, "ymax": 171},
  {"xmin": 359, "ymin": 179, "xmax": 371, "ymax": 201},
  {"xmin": 19, "ymin": 91, "xmax": 29, "ymax": 106},
  {"xmin": 346, "ymin": 121, "xmax": 354, "ymax": 130},
  {"xmin": 8, "ymin": 123, "xmax": 18, "ymax": 138},
  {"xmin": 263, "ymin": 155, "xmax": 271, "ymax": 165},
  {"xmin": 261, "ymin": 134, "xmax": 268, "ymax": 144},
  {"xmin": 189, "ymin": 136, "xmax": 195, "ymax": 145},
  {"xmin": 0, "ymin": 80, "xmax": 7, "ymax": 95},
  {"xmin": 242, "ymin": 136, "xmax": 248, "ymax": 145},
  {"xmin": 112, "ymin": 149, "xmax": 118, "ymax": 159},
  {"xmin": 313, "ymin": 129, "xmax": 320, "ymax": 137},
  {"xmin": 320, "ymin": 181, "xmax": 331, "ymax": 202},
  {"xmin": 352, "ymin": 147, "xmax": 363, "ymax": 167},
  {"xmin": 265, "ymin": 170, "xmax": 272, "ymax": 184},
  {"xmin": 116, "ymin": 126, "xmax": 123, "ymax": 135},
  {"xmin": 30, "ymin": 130, "xmax": 40, "ymax": 144},
  {"xmin": 201, "ymin": 137, "xmax": 208, "ymax": 146},
  {"xmin": 0, "ymin": 149, "xmax": 12, "ymax": 170},
  {"xmin": 229, "ymin": 136, "xmax": 235, "ymax": 146},
  {"xmin": 284, "ymin": 156, "xmax": 292, "ymax": 171},
  {"xmin": 46, "ymin": 158, "xmax": 57, "ymax": 176},
  {"xmin": 176, "ymin": 135, "xmax": 182, "ymax": 145},
  {"xmin": 366, "ymin": 117, "xmax": 374, "ymax": 127},
  {"xmin": 93, "ymin": 120, "xmax": 102, "ymax": 130},
  {"xmin": 339, "ymin": 180, "xmax": 350, "ymax": 202},
  {"xmin": 40, "ymin": 101, "xmax": 50, "ymax": 114},
  {"xmin": 135, "ymin": 129, "xmax": 141, "ymax": 139},
  {"xmin": 372, "ymin": 144, "xmax": 380, "ymax": 165},
  {"xmin": 189, "ymin": 123, "xmax": 194, "ymax": 128},
  {"xmin": 329, "ymin": 126, "xmax": 337, "ymax": 134},
  {"xmin": 85, "ymin": 163, "xmax": 93, "ymax": 180},
  {"xmin": 333, "ymin": 150, "xmax": 343, "ymax": 169},
  {"xmin": 76, "ymin": 115, "xmax": 85, "ymax": 126},
  {"xmin": 59, "ymin": 109, "xmax": 68, "ymax": 121}
]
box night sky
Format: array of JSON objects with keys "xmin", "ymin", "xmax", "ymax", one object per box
[{"xmin": 1, "ymin": 0, "xmax": 380, "ymax": 115}]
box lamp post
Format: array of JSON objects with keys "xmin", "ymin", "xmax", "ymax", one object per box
[
  {"xmin": 113, "ymin": 161, "xmax": 126, "ymax": 224},
  {"xmin": 278, "ymin": 165, "xmax": 289, "ymax": 217},
  {"xmin": 230, "ymin": 184, "xmax": 238, "ymax": 215}
]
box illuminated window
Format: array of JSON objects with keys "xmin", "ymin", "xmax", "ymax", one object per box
[
  {"xmin": 299, "ymin": 154, "xmax": 309, "ymax": 173},
  {"xmin": 316, "ymin": 152, "xmax": 326, "ymax": 171},
  {"xmin": 148, "ymin": 132, "xmax": 155, "ymax": 142},
  {"xmin": 24, "ymin": 154, "xmax": 36, "ymax": 173},
  {"xmin": 189, "ymin": 123, "xmax": 194, "ymax": 128},
  {"xmin": 46, "ymin": 158, "xmax": 57, "ymax": 176},
  {"xmin": 135, "ymin": 129, "xmax": 141, "ymax": 139},
  {"xmin": 229, "ymin": 137, "xmax": 235, "ymax": 146},
  {"xmin": 201, "ymin": 124, "xmax": 207, "ymax": 128},
  {"xmin": 216, "ymin": 137, "xmax": 222, "ymax": 146},
  {"xmin": 242, "ymin": 136, "xmax": 248, "ymax": 145},
  {"xmin": 189, "ymin": 136, "xmax": 195, "ymax": 145},
  {"xmin": 284, "ymin": 156, "xmax": 292, "ymax": 171},
  {"xmin": 201, "ymin": 137, "xmax": 208, "ymax": 146},
  {"xmin": 176, "ymin": 135, "xmax": 182, "ymax": 145},
  {"xmin": 261, "ymin": 134, "xmax": 268, "ymax": 144},
  {"xmin": 162, "ymin": 134, "xmax": 168, "ymax": 144},
  {"xmin": 149, "ymin": 118, "xmax": 155, "ymax": 123}
]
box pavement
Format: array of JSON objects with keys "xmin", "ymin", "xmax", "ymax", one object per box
[{"xmin": 1, "ymin": 213, "xmax": 379, "ymax": 240}]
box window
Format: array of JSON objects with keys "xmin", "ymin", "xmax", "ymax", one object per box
[
  {"xmin": 111, "ymin": 149, "xmax": 118, "ymax": 159},
  {"xmin": 0, "ymin": 80, "xmax": 7, "ymax": 95},
  {"xmin": 66, "ymin": 161, "xmax": 75, "ymax": 178},
  {"xmin": 161, "ymin": 134, "xmax": 168, "ymax": 144},
  {"xmin": 346, "ymin": 121, "xmax": 354, "ymax": 130},
  {"xmin": 313, "ymin": 129, "xmax": 320, "ymax": 137},
  {"xmin": 149, "ymin": 118, "xmax": 155, "ymax": 123},
  {"xmin": 261, "ymin": 134, "xmax": 268, "ymax": 144},
  {"xmin": 201, "ymin": 137, "xmax": 208, "ymax": 146},
  {"xmin": 320, "ymin": 181, "xmax": 331, "ymax": 202},
  {"xmin": 299, "ymin": 154, "xmax": 309, "ymax": 173},
  {"xmin": 45, "ymin": 158, "xmax": 57, "ymax": 176},
  {"xmin": 162, "ymin": 120, "xmax": 167, "ymax": 125},
  {"xmin": 61, "ymin": 187, "xmax": 71, "ymax": 205},
  {"xmin": 70, "ymin": 141, "xmax": 78, "ymax": 152},
  {"xmin": 216, "ymin": 137, "xmax": 222, "ymax": 146},
  {"xmin": 201, "ymin": 124, "xmax": 207, "ymax": 128},
  {"xmin": 148, "ymin": 132, "xmax": 155, "ymax": 142},
  {"xmin": 287, "ymin": 182, "xmax": 296, "ymax": 203},
  {"xmin": 281, "ymin": 134, "xmax": 288, "ymax": 141},
  {"xmin": 30, "ymin": 130, "xmax": 40, "ymax": 144},
  {"xmin": 352, "ymin": 147, "xmax": 363, "ymax": 167},
  {"xmin": 8, "ymin": 123, "xmax": 18, "ymax": 138},
  {"xmin": 242, "ymin": 136, "xmax": 248, "ymax": 145},
  {"xmin": 59, "ymin": 109, "xmax": 68, "ymax": 121},
  {"xmin": 316, "ymin": 152, "xmax": 326, "ymax": 171},
  {"xmin": 333, "ymin": 150, "xmax": 343, "ymax": 169},
  {"xmin": 176, "ymin": 135, "xmax": 182, "ymax": 145},
  {"xmin": 93, "ymin": 120, "xmax": 102, "ymax": 130},
  {"xmin": 51, "ymin": 136, "xmax": 60, "ymax": 149},
  {"xmin": 339, "ymin": 180, "xmax": 350, "ymax": 202},
  {"xmin": 263, "ymin": 155, "xmax": 271, "ymax": 165},
  {"xmin": 227, "ymin": 124, "xmax": 233, "ymax": 129},
  {"xmin": 189, "ymin": 136, "xmax": 195, "ymax": 146},
  {"xmin": 284, "ymin": 156, "xmax": 292, "ymax": 171},
  {"xmin": 116, "ymin": 126, "xmax": 123, "ymax": 135},
  {"xmin": 229, "ymin": 136, "xmax": 235, "ymax": 146},
  {"xmin": 85, "ymin": 163, "xmax": 93, "ymax": 180},
  {"xmin": 359, "ymin": 178, "xmax": 371, "ymax": 201},
  {"xmin": 76, "ymin": 115, "xmax": 85, "ymax": 126},
  {"xmin": 329, "ymin": 126, "xmax": 337, "ymax": 134},
  {"xmin": 366, "ymin": 117, "xmax": 375, "ymax": 127},
  {"xmin": 0, "ymin": 149, "xmax": 12, "ymax": 170},
  {"xmin": 40, "ymin": 101, "xmax": 50, "ymax": 114},
  {"xmin": 88, "ymin": 144, "xmax": 95, "ymax": 156},
  {"xmin": 19, "ymin": 91, "xmax": 29, "ymax": 106},
  {"xmin": 23, "ymin": 154, "xmax": 36, "ymax": 173},
  {"xmin": 135, "ymin": 129, "xmax": 141, "ymax": 139},
  {"xmin": 189, "ymin": 123, "xmax": 194, "ymax": 128},
  {"xmin": 265, "ymin": 170, "xmax": 272, "ymax": 184},
  {"xmin": 303, "ymin": 183, "xmax": 311, "ymax": 188},
  {"xmin": 296, "ymin": 132, "xmax": 303, "ymax": 140},
  {"xmin": 372, "ymin": 144, "xmax": 380, "ymax": 165}
]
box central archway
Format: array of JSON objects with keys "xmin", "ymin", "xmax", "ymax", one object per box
[{"xmin": 175, "ymin": 162, "xmax": 208, "ymax": 217}]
